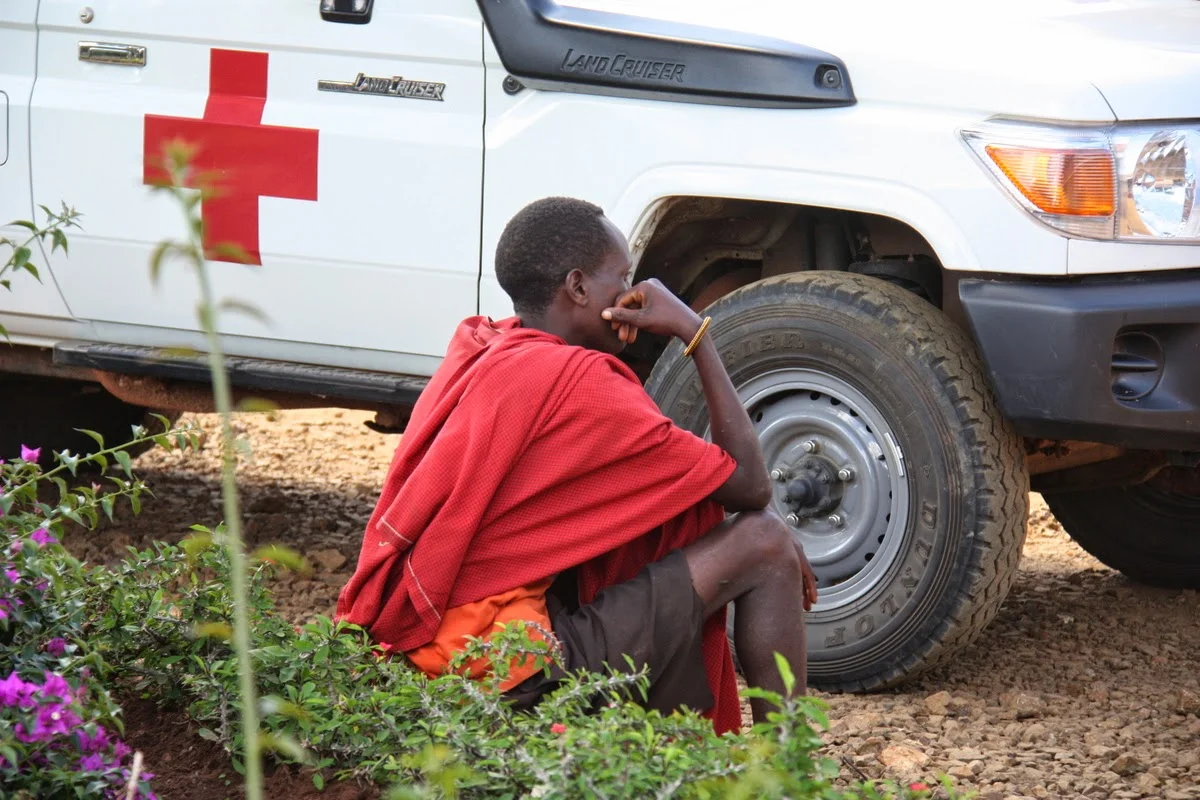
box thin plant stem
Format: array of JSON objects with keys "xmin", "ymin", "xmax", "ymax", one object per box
[{"xmin": 158, "ymin": 149, "xmax": 263, "ymax": 800}]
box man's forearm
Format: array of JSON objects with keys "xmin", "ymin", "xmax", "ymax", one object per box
[{"xmin": 685, "ymin": 322, "xmax": 770, "ymax": 506}]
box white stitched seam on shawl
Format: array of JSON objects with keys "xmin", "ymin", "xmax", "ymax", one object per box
[
  {"xmin": 381, "ymin": 518, "xmax": 414, "ymax": 545},
  {"xmin": 407, "ymin": 556, "xmax": 442, "ymax": 621}
]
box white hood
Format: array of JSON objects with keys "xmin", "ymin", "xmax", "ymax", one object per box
[{"xmin": 574, "ymin": 0, "xmax": 1200, "ymax": 122}]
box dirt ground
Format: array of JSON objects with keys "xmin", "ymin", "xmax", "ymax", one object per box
[{"xmin": 62, "ymin": 408, "xmax": 1200, "ymax": 800}]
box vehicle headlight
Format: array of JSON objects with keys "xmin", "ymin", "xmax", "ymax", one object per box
[{"xmin": 961, "ymin": 119, "xmax": 1200, "ymax": 243}]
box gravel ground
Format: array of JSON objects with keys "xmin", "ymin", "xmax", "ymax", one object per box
[{"xmin": 64, "ymin": 408, "xmax": 1200, "ymax": 799}]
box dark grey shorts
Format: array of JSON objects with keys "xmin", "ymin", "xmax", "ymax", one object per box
[{"xmin": 504, "ymin": 548, "xmax": 714, "ymax": 716}]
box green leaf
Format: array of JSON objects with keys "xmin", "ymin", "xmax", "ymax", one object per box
[
  {"xmin": 0, "ymin": 744, "xmax": 17, "ymax": 770},
  {"xmin": 773, "ymin": 652, "xmax": 796, "ymax": 696},
  {"xmin": 149, "ymin": 241, "xmax": 174, "ymax": 285},
  {"xmin": 11, "ymin": 220, "xmax": 38, "ymax": 232},
  {"xmin": 100, "ymin": 496, "xmax": 115, "ymax": 522},
  {"xmin": 252, "ymin": 544, "xmax": 312, "ymax": 575},
  {"xmin": 236, "ymin": 396, "xmax": 279, "ymax": 413},
  {"xmin": 114, "ymin": 450, "xmax": 133, "ymax": 477},
  {"xmin": 259, "ymin": 731, "xmax": 308, "ymax": 764},
  {"xmin": 11, "ymin": 246, "xmax": 30, "ymax": 269},
  {"xmin": 75, "ymin": 428, "xmax": 105, "ymax": 450},
  {"xmin": 194, "ymin": 622, "xmax": 232, "ymax": 641},
  {"xmin": 22, "ymin": 262, "xmax": 40, "ymax": 281},
  {"xmin": 312, "ymin": 773, "xmax": 325, "ymax": 791},
  {"xmin": 197, "ymin": 728, "xmax": 220, "ymax": 742},
  {"xmin": 51, "ymin": 228, "xmax": 68, "ymax": 255},
  {"xmin": 181, "ymin": 532, "xmax": 214, "ymax": 558},
  {"xmin": 218, "ymin": 297, "xmax": 271, "ymax": 326}
]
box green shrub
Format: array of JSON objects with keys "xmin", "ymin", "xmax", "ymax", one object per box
[{"xmin": 85, "ymin": 540, "xmax": 958, "ymax": 799}]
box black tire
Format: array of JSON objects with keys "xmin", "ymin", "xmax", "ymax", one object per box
[
  {"xmin": 644, "ymin": 272, "xmax": 1029, "ymax": 692},
  {"xmin": 1043, "ymin": 485, "xmax": 1200, "ymax": 589},
  {"xmin": 1, "ymin": 375, "xmax": 173, "ymax": 468}
]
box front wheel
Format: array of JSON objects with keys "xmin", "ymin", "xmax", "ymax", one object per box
[
  {"xmin": 645, "ymin": 272, "xmax": 1029, "ymax": 692},
  {"xmin": 1043, "ymin": 483, "xmax": 1200, "ymax": 589}
]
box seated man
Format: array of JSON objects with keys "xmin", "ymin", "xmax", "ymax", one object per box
[{"xmin": 336, "ymin": 197, "xmax": 818, "ymax": 733}]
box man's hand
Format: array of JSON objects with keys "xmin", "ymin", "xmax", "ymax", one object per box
[
  {"xmin": 601, "ymin": 279, "xmax": 703, "ymax": 345},
  {"xmin": 796, "ymin": 542, "xmax": 819, "ymax": 611}
]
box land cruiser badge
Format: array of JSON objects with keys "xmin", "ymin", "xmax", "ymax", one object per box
[{"xmin": 318, "ymin": 72, "xmax": 445, "ymax": 101}]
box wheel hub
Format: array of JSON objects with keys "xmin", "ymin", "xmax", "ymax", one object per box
[
  {"xmin": 779, "ymin": 456, "xmax": 844, "ymax": 520},
  {"xmin": 727, "ymin": 369, "xmax": 909, "ymax": 612}
]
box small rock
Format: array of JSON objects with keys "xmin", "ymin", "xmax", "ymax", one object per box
[
  {"xmin": 1134, "ymin": 773, "xmax": 1161, "ymax": 793},
  {"xmin": 969, "ymin": 760, "xmax": 985, "ymax": 775},
  {"xmin": 1134, "ymin": 641, "xmax": 1159, "ymax": 657},
  {"xmin": 836, "ymin": 711, "xmax": 883, "ymax": 734},
  {"xmin": 1002, "ymin": 692, "xmax": 1046, "ymax": 720},
  {"xmin": 949, "ymin": 747, "xmax": 987, "ymax": 762},
  {"xmin": 1088, "ymin": 745, "xmax": 1118, "ymax": 760},
  {"xmin": 1109, "ymin": 753, "xmax": 1145, "ymax": 777},
  {"xmin": 855, "ymin": 736, "xmax": 886, "ymax": 755},
  {"xmin": 948, "ymin": 763, "xmax": 975, "ymax": 780},
  {"xmin": 1177, "ymin": 689, "xmax": 1200, "ymax": 715},
  {"xmin": 924, "ymin": 691, "xmax": 953, "ymax": 716},
  {"xmin": 1153, "ymin": 747, "xmax": 1178, "ymax": 768},
  {"xmin": 1176, "ymin": 751, "xmax": 1198, "ymax": 769},
  {"xmin": 878, "ymin": 744, "xmax": 930, "ymax": 773},
  {"xmin": 1087, "ymin": 682, "xmax": 1110, "ymax": 703},
  {"xmin": 309, "ymin": 548, "xmax": 347, "ymax": 571},
  {"xmin": 1020, "ymin": 724, "xmax": 1048, "ymax": 744}
]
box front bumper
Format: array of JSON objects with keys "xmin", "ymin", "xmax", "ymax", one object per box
[{"xmin": 959, "ymin": 270, "xmax": 1200, "ymax": 451}]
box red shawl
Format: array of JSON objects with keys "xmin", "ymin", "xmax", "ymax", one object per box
[{"xmin": 336, "ymin": 316, "xmax": 741, "ymax": 733}]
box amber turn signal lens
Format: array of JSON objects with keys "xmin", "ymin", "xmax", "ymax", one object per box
[{"xmin": 985, "ymin": 145, "xmax": 1115, "ymax": 217}]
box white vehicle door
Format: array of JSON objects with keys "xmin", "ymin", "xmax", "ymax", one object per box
[
  {"xmin": 1, "ymin": 0, "xmax": 73, "ymax": 323},
  {"xmin": 29, "ymin": 0, "xmax": 483, "ymax": 363}
]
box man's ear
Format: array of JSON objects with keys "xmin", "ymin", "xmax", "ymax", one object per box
[{"xmin": 564, "ymin": 268, "xmax": 589, "ymax": 308}]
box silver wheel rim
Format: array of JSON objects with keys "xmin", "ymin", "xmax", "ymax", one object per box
[{"xmin": 711, "ymin": 368, "xmax": 909, "ymax": 612}]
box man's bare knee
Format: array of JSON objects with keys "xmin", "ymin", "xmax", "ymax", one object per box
[{"xmin": 733, "ymin": 510, "xmax": 802, "ymax": 575}]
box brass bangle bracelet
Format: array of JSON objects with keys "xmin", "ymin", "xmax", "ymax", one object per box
[{"xmin": 683, "ymin": 316, "xmax": 712, "ymax": 357}]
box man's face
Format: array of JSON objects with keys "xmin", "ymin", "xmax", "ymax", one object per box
[{"xmin": 579, "ymin": 219, "xmax": 633, "ymax": 354}]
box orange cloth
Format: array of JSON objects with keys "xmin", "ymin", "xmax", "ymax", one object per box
[{"xmin": 404, "ymin": 580, "xmax": 554, "ymax": 691}]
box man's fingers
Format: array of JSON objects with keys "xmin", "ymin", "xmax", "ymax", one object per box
[{"xmin": 601, "ymin": 306, "xmax": 641, "ymax": 325}]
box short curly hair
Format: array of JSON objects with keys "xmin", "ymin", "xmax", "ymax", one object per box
[{"xmin": 494, "ymin": 196, "xmax": 616, "ymax": 316}]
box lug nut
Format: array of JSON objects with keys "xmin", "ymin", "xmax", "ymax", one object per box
[
  {"xmin": 770, "ymin": 468, "xmax": 786, "ymax": 482},
  {"xmin": 786, "ymin": 514, "xmax": 801, "ymax": 526},
  {"xmin": 802, "ymin": 440, "xmax": 820, "ymax": 454},
  {"xmin": 827, "ymin": 514, "xmax": 843, "ymax": 527},
  {"xmin": 838, "ymin": 468, "xmax": 855, "ymax": 482}
]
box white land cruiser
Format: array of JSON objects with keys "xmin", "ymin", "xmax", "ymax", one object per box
[{"xmin": 2, "ymin": 0, "xmax": 1199, "ymax": 691}]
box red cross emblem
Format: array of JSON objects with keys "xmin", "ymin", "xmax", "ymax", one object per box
[{"xmin": 143, "ymin": 49, "xmax": 319, "ymax": 265}]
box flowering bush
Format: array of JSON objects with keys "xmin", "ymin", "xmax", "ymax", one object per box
[{"xmin": 0, "ymin": 423, "xmax": 197, "ymax": 799}]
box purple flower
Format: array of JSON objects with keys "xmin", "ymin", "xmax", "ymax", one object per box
[
  {"xmin": 19, "ymin": 445, "xmax": 40, "ymax": 463},
  {"xmin": 77, "ymin": 724, "xmax": 110, "ymax": 753},
  {"xmin": 79, "ymin": 753, "xmax": 106, "ymax": 771},
  {"xmin": 44, "ymin": 638, "xmax": 67, "ymax": 657},
  {"xmin": 34, "ymin": 580, "xmax": 48, "ymax": 592},
  {"xmin": 0, "ymin": 672, "xmax": 36, "ymax": 707},
  {"xmin": 4, "ymin": 569, "xmax": 18, "ymax": 584},
  {"xmin": 41, "ymin": 672, "xmax": 72, "ymax": 700},
  {"xmin": 0, "ymin": 608, "xmax": 7, "ymax": 622},
  {"xmin": 113, "ymin": 741, "xmax": 131, "ymax": 760},
  {"xmin": 9, "ymin": 540, "xmax": 21, "ymax": 554},
  {"xmin": 21, "ymin": 703, "xmax": 82, "ymax": 741},
  {"xmin": 30, "ymin": 528, "xmax": 56, "ymax": 546}
]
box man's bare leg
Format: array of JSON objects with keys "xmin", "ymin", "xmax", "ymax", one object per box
[{"xmin": 682, "ymin": 509, "xmax": 812, "ymax": 722}]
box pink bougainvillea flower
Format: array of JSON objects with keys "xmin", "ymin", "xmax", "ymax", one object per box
[
  {"xmin": 44, "ymin": 638, "xmax": 68, "ymax": 657},
  {"xmin": 30, "ymin": 528, "xmax": 56, "ymax": 546},
  {"xmin": 78, "ymin": 753, "xmax": 107, "ymax": 772},
  {"xmin": 41, "ymin": 672, "xmax": 73, "ymax": 701},
  {"xmin": 0, "ymin": 672, "xmax": 36, "ymax": 707},
  {"xmin": 3, "ymin": 569, "xmax": 17, "ymax": 584},
  {"xmin": 77, "ymin": 724, "xmax": 110, "ymax": 753},
  {"xmin": 908, "ymin": 784, "xmax": 929, "ymax": 793},
  {"xmin": 9, "ymin": 540, "xmax": 21, "ymax": 554},
  {"xmin": 19, "ymin": 445, "xmax": 40, "ymax": 463},
  {"xmin": 550, "ymin": 722, "xmax": 567, "ymax": 735}
]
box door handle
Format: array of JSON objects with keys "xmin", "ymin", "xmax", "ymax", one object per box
[
  {"xmin": 320, "ymin": 0, "xmax": 373, "ymax": 24},
  {"xmin": 78, "ymin": 42, "xmax": 146, "ymax": 67}
]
